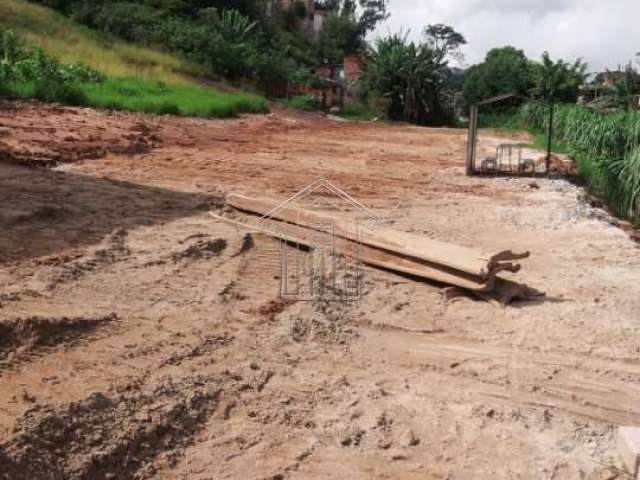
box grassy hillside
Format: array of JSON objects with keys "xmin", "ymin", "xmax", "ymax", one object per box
[
  {"xmin": 0, "ymin": 0, "xmax": 268, "ymax": 117},
  {"xmin": 0, "ymin": 0, "xmax": 204, "ymax": 83}
]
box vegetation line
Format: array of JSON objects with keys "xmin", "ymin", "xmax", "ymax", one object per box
[
  {"xmin": 0, "ymin": 28, "xmax": 268, "ymax": 118},
  {"xmin": 486, "ymin": 103, "xmax": 640, "ymax": 225}
]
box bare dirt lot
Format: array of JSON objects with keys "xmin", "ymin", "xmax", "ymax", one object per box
[{"xmin": 1, "ymin": 101, "xmax": 639, "ymax": 480}]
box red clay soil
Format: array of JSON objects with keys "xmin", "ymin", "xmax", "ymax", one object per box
[{"xmin": 0, "ymin": 101, "xmax": 639, "ymax": 480}]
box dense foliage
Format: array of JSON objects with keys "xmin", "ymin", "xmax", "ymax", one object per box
[
  {"xmin": 530, "ymin": 52, "xmax": 587, "ymax": 103},
  {"xmin": 519, "ymin": 102, "xmax": 640, "ymax": 223},
  {"xmin": 463, "ymin": 47, "xmax": 532, "ymax": 107},
  {"xmin": 316, "ymin": 0, "xmax": 388, "ymax": 63},
  {"xmin": 0, "ymin": 28, "xmax": 98, "ymax": 104},
  {"xmin": 463, "ymin": 47, "xmax": 588, "ymax": 109},
  {"xmin": 0, "ymin": 27, "xmax": 268, "ymax": 117},
  {"xmin": 33, "ymin": 0, "xmax": 387, "ymax": 91},
  {"xmin": 364, "ymin": 26, "xmax": 466, "ymax": 125}
]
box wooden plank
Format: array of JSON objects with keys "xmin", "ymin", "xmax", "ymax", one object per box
[
  {"xmin": 227, "ymin": 193, "xmax": 529, "ymax": 279},
  {"xmin": 210, "ymin": 213, "xmax": 499, "ymax": 292}
]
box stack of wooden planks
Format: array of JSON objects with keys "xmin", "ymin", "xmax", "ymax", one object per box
[{"xmin": 212, "ymin": 193, "xmax": 543, "ymax": 305}]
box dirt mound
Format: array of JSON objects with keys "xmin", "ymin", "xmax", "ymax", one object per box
[
  {"xmin": 0, "ymin": 375, "xmax": 222, "ymax": 480},
  {"xmin": 0, "ymin": 314, "xmax": 117, "ymax": 364},
  {"xmin": 0, "ymin": 102, "xmax": 160, "ymax": 167},
  {"xmin": 161, "ymin": 334, "xmax": 234, "ymax": 367},
  {"xmin": 534, "ymin": 153, "xmax": 577, "ymax": 176},
  {"xmin": 289, "ymin": 297, "xmax": 358, "ymax": 344},
  {"xmin": 171, "ymin": 238, "xmax": 227, "ymax": 262}
]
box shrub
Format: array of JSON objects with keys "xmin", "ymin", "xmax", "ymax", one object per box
[
  {"xmin": 33, "ymin": 78, "xmax": 87, "ymax": 105},
  {"xmin": 251, "ymin": 50, "xmax": 296, "ymax": 92},
  {"xmin": 286, "ymin": 94, "xmax": 320, "ymax": 111},
  {"xmin": 0, "ymin": 65, "xmax": 7, "ymax": 96},
  {"xmin": 0, "ymin": 29, "xmax": 26, "ymax": 64},
  {"xmin": 59, "ymin": 2, "xmax": 263, "ymax": 82},
  {"xmin": 88, "ymin": 3, "xmax": 163, "ymax": 43},
  {"xmin": 59, "ymin": 62, "xmax": 105, "ymax": 83},
  {"xmin": 339, "ymin": 103, "xmax": 381, "ymax": 121},
  {"xmin": 0, "ymin": 28, "xmax": 97, "ymax": 105}
]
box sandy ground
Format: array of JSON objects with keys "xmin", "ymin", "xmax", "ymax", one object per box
[{"xmin": 0, "ymin": 101, "xmax": 639, "ymax": 480}]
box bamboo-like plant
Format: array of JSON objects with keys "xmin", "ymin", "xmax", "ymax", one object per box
[{"xmin": 520, "ymin": 102, "xmax": 640, "ymax": 223}]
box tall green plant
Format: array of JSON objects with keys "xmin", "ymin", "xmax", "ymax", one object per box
[
  {"xmin": 603, "ymin": 146, "xmax": 640, "ymax": 222},
  {"xmin": 520, "ymin": 102, "xmax": 640, "ymax": 222},
  {"xmin": 365, "ymin": 29, "xmax": 461, "ymax": 125}
]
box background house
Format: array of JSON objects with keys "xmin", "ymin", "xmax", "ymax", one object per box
[
  {"xmin": 265, "ymin": 1, "xmax": 365, "ymax": 108},
  {"xmin": 266, "ymin": 0, "xmax": 333, "ymax": 39},
  {"xmin": 310, "ymin": 54, "xmax": 364, "ymax": 108}
]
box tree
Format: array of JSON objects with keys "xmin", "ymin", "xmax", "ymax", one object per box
[
  {"xmin": 463, "ymin": 46, "xmax": 532, "ymax": 108},
  {"xmin": 364, "ymin": 31, "xmax": 454, "ymax": 124},
  {"xmin": 424, "ymin": 23, "xmax": 466, "ymax": 63},
  {"xmin": 316, "ymin": 9, "xmax": 363, "ymax": 63},
  {"xmin": 531, "ymin": 51, "xmax": 587, "ymax": 103},
  {"xmin": 315, "ymin": 0, "xmax": 389, "ymax": 63},
  {"xmin": 356, "ymin": 0, "xmax": 389, "ymax": 32},
  {"xmin": 169, "ymin": 0, "xmax": 263, "ymax": 18}
]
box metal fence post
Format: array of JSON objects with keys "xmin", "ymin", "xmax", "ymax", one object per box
[
  {"xmin": 546, "ymin": 102, "xmax": 555, "ymax": 175},
  {"xmin": 466, "ymin": 105, "xmax": 478, "ymax": 176}
]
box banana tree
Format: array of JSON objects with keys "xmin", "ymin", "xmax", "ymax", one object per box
[{"xmin": 365, "ymin": 33, "xmax": 449, "ymax": 123}]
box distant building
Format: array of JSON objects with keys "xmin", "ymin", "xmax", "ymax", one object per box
[
  {"xmin": 310, "ymin": 54, "xmax": 365, "ymax": 108},
  {"xmin": 594, "ymin": 70, "xmax": 626, "ymax": 88},
  {"xmin": 265, "ymin": 1, "xmax": 365, "ymax": 108},
  {"xmin": 579, "ymin": 70, "xmax": 619, "ymax": 103},
  {"xmin": 266, "ymin": 0, "xmax": 333, "ymax": 39},
  {"xmin": 278, "ymin": 54, "xmax": 364, "ymax": 108}
]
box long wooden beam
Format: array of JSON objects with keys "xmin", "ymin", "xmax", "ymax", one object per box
[
  {"xmin": 226, "ymin": 193, "xmax": 529, "ymax": 280},
  {"xmin": 211, "ymin": 212, "xmax": 503, "ymax": 293}
]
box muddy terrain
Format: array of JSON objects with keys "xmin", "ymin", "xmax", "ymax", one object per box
[{"xmin": 1, "ymin": 101, "xmax": 639, "ymax": 479}]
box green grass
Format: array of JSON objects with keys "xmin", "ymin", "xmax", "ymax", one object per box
[
  {"xmin": 286, "ymin": 94, "xmax": 321, "ymax": 111},
  {"xmin": 337, "ymin": 103, "xmax": 381, "ymax": 121},
  {"xmin": 479, "ymin": 111, "xmax": 570, "ymax": 156},
  {"xmin": 5, "ymin": 77, "xmax": 269, "ymax": 118},
  {"xmin": 477, "ymin": 112, "xmax": 523, "ymax": 132},
  {"xmin": 529, "ymin": 132, "xmax": 574, "ymax": 155},
  {"xmin": 0, "ymin": 0, "xmax": 207, "ymax": 84},
  {"xmin": 0, "ymin": 0, "xmax": 270, "ymax": 118}
]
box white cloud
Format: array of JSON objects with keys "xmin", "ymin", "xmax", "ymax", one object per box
[{"xmin": 371, "ymin": 0, "xmax": 640, "ymax": 72}]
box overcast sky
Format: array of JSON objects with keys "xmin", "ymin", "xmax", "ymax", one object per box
[{"xmin": 371, "ymin": 0, "xmax": 640, "ymax": 72}]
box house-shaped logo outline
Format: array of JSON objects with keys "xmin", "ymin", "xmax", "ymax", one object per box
[{"xmin": 257, "ymin": 178, "xmax": 383, "ymax": 301}]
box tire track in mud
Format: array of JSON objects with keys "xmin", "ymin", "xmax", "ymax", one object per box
[
  {"xmin": 47, "ymin": 228, "xmax": 130, "ymax": 289},
  {"xmin": 359, "ymin": 329, "xmax": 640, "ymax": 425}
]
